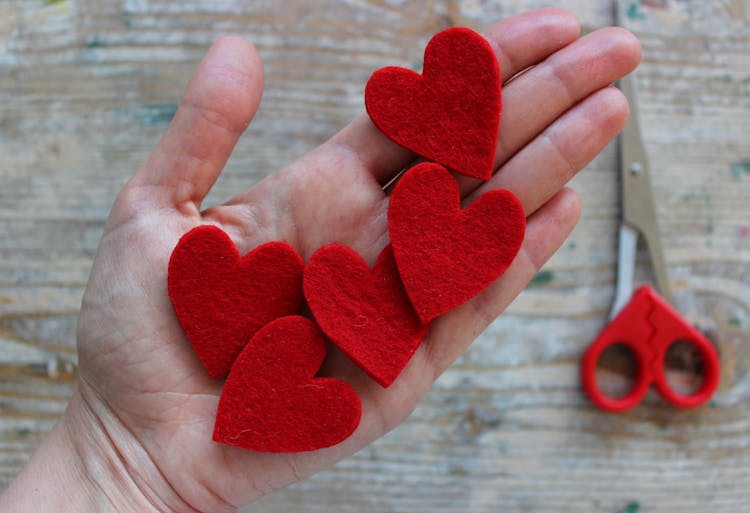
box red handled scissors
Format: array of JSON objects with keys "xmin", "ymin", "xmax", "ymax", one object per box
[{"xmin": 580, "ymin": 52, "xmax": 720, "ymax": 413}]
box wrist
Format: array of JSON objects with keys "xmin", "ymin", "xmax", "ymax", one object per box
[{"xmin": 0, "ymin": 386, "xmax": 165, "ymax": 513}]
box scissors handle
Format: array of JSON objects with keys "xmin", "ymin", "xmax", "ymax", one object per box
[{"xmin": 582, "ymin": 286, "xmax": 720, "ymax": 412}]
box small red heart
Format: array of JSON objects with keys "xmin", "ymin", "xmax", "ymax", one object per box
[
  {"xmin": 365, "ymin": 27, "xmax": 501, "ymax": 181},
  {"xmin": 168, "ymin": 225, "xmax": 303, "ymax": 378},
  {"xmin": 389, "ymin": 162, "xmax": 525, "ymax": 323},
  {"xmin": 213, "ymin": 315, "xmax": 362, "ymax": 453},
  {"xmin": 304, "ymin": 244, "xmax": 429, "ymax": 388}
]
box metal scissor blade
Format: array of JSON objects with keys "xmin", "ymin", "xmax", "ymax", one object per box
[
  {"xmin": 617, "ymin": 74, "xmax": 674, "ymax": 306},
  {"xmin": 611, "ymin": 0, "xmax": 673, "ymax": 307},
  {"xmin": 610, "ymin": 224, "xmax": 637, "ymax": 319}
]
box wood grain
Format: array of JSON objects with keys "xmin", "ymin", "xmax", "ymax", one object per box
[{"xmin": 1, "ymin": 0, "xmax": 748, "ymax": 511}]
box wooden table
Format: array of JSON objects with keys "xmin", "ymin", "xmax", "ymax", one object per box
[{"xmin": 1, "ymin": 0, "xmax": 748, "ymax": 511}]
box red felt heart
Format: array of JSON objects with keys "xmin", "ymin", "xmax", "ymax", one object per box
[
  {"xmin": 304, "ymin": 244, "xmax": 429, "ymax": 388},
  {"xmin": 365, "ymin": 27, "xmax": 501, "ymax": 181},
  {"xmin": 168, "ymin": 225, "xmax": 303, "ymax": 378},
  {"xmin": 213, "ymin": 315, "xmax": 362, "ymax": 452},
  {"xmin": 389, "ymin": 162, "xmax": 525, "ymax": 323}
]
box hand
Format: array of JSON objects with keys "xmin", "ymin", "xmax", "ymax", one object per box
[{"xmin": 0, "ymin": 8, "xmax": 641, "ymax": 513}]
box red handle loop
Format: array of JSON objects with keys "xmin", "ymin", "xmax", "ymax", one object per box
[
  {"xmin": 581, "ymin": 336, "xmax": 651, "ymax": 413},
  {"xmin": 646, "ymin": 290, "xmax": 721, "ymax": 408}
]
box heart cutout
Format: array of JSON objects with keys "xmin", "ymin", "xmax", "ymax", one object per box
[
  {"xmin": 365, "ymin": 27, "xmax": 501, "ymax": 180},
  {"xmin": 389, "ymin": 162, "xmax": 525, "ymax": 323},
  {"xmin": 213, "ymin": 316, "xmax": 362, "ymax": 452},
  {"xmin": 304, "ymin": 244, "xmax": 429, "ymax": 387},
  {"xmin": 168, "ymin": 225, "xmax": 304, "ymax": 378}
]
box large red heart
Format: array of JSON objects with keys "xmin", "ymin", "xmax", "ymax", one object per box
[
  {"xmin": 304, "ymin": 244, "xmax": 429, "ymax": 388},
  {"xmin": 213, "ymin": 315, "xmax": 362, "ymax": 452},
  {"xmin": 389, "ymin": 162, "xmax": 525, "ymax": 323},
  {"xmin": 365, "ymin": 27, "xmax": 501, "ymax": 181},
  {"xmin": 168, "ymin": 225, "xmax": 303, "ymax": 378}
]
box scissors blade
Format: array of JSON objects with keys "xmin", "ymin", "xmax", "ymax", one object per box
[
  {"xmin": 610, "ymin": 223, "xmax": 637, "ymax": 319},
  {"xmin": 618, "ymin": 71, "xmax": 674, "ymax": 307},
  {"xmin": 613, "ymin": 0, "xmax": 672, "ymax": 306}
]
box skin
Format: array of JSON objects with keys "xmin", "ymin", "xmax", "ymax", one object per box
[{"xmin": 0, "ymin": 8, "xmax": 641, "ymax": 513}]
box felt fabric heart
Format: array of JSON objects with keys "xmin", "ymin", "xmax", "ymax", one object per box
[
  {"xmin": 304, "ymin": 244, "xmax": 429, "ymax": 388},
  {"xmin": 213, "ymin": 315, "xmax": 362, "ymax": 453},
  {"xmin": 168, "ymin": 225, "xmax": 304, "ymax": 379},
  {"xmin": 364, "ymin": 27, "xmax": 501, "ymax": 181},
  {"xmin": 389, "ymin": 162, "xmax": 525, "ymax": 323}
]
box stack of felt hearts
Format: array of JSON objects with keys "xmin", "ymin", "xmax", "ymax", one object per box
[{"xmin": 166, "ymin": 26, "xmax": 526, "ymax": 454}]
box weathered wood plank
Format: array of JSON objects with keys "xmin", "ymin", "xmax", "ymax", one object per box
[{"xmin": 1, "ymin": 0, "xmax": 748, "ymax": 511}]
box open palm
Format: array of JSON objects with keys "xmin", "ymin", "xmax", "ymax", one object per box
[{"xmin": 69, "ymin": 9, "xmax": 641, "ymax": 513}]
